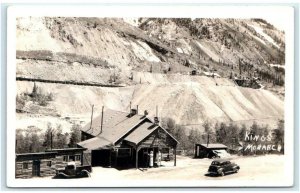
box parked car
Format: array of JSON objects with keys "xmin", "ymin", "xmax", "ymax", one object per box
[
  {"xmin": 207, "ymin": 159, "xmax": 240, "ymax": 176},
  {"xmin": 54, "ymin": 162, "xmax": 92, "ymax": 179}
]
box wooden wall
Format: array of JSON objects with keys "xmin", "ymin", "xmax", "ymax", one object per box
[
  {"xmin": 15, "ymin": 151, "xmax": 86, "ymax": 178},
  {"xmin": 139, "ymin": 129, "xmax": 177, "ymax": 148},
  {"xmin": 82, "ymin": 151, "xmax": 92, "ymax": 166},
  {"xmin": 15, "ymin": 158, "xmax": 56, "ymax": 179}
]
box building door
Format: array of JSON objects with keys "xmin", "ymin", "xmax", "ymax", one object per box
[
  {"xmin": 91, "ymin": 150, "xmax": 110, "ymax": 167},
  {"xmin": 32, "ymin": 160, "xmax": 40, "ymax": 177}
]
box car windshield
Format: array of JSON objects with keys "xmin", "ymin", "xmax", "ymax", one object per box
[
  {"xmin": 211, "ymin": 161, "xmax": 220, "ymax": 165},
  {"xmin": 66, "ymin": 165, "xmax": 75, "ymax": 170}
]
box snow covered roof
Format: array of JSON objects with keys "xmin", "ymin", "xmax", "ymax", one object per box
[
  {"xmin": 79, "ymin": 109, "xmax": 178, "ymax": 150},
  {"xmin": 124, "ymin": 122, "xmax": 157, "ymax": 145},
  {"xmin": 199, "ymin": 143, "xmax": 228, "ymax": 149},
  {"xmin": 77, "ymin": 136, "xmax": 114, "ymax": 150},
  {"xmin": 125, "ymin": 122, "xmax": 179, "ymax": 146},
  {"xmin": 81, "ymin": 109, "xmax": 147, "ymax": 143},
  {"xmin": 16, "ymin": 152, "xmax": 57, "ymax": 161}
]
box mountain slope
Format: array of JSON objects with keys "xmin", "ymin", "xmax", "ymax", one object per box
[{"xmin": 15, "ymin": 17, "xmax": 285, "ymax": 132}]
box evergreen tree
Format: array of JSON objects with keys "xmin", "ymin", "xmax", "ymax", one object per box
[
  {"xmin": 43, "ymin": 123, "xmax": 53, "ymax": 150},
  {"xmin": 202, "ymin": 120, "xmax": 211, "ymax": 133},
  {"xmin": 55, "ymin": 125, "xmax": 67, "ymax": 149},
  {"xmin": 216, "ymin": 122, "xmax": 227, "ymax": 143},
  {"xmin": 16, "ymin": 129, "xmax": 25, "ymax": 153},
  {"xmin": 274, "ymin": 120, "xmax": 284, "ymax": 153},
  {"xmin": 161, "ymin": 118, "xmax": 176, "ymax": 134},
  {"xmin": 31, "ymin": 82, "xmax": 38, "ymax": 98},
  {"xmin": 69, "ymin": 124, "xmax": 81, "ymax": 148},
  {"xmin": 239, "ymin": 124, "xmax": 247, "ymax": 141}
]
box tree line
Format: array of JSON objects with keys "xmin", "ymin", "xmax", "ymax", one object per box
[
  {"xmin": 16, "ymin": 123, "xmax": 81, "ymax": 154},
  {"xmin": 161, "ymin": 118, "xmax": 284, "ymax": 156},
  {"xmin": 235, "ymin": 59, "xmax": 285, "ymax": 87}
]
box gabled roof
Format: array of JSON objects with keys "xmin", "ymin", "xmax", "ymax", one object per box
[
  {"xmin": 79, "ymin": 109, "xmax": 178, "ymax": 150},
  {"xmin": 77, "ymin": 136, "xmax": 113, "ymax": 150},
  {"xmin": 124, "ymin": 122, "xmax": 158, "ymax": 145},
  {"xmin": 81, "ymin": 109, "xmax": 147, "ymax": 143},
  {"xmin": 199, "ymin": 143, "xmax": 227, "ymax": 149}
]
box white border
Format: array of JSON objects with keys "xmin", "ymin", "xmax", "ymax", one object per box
[{"xmin": 6, "ymin": 5, "xmax": 294, "ymax": 187}]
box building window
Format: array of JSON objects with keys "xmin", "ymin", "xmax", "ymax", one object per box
[
  {"xmin": 22, "ymin": 162, "xmax": 28, "ymax": 169},
  {"xmin": 63, "ymin": 155, "xmax": 69, "ymax": 162},
  {"xmin": 69, "ymin": 155, "xmax": 75, "ymax": 162},
  {"xmin": 46, "ymin": 161, "xmax": 52, "ymax": 167},
  {"xmin": 75, "ymin": 155, "xmax": 81, "ymax": 161}
]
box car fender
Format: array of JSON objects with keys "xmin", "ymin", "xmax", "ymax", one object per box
[{"xmin": 233, "ymin": 165, "xmax": 240, "ymax": 170}]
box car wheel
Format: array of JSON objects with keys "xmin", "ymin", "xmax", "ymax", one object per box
[
  {"xmin": 79, "ymin": 170, "xmax": 90, "ymax": 178},
  {"xmin": 54, "ymin": 172, "xmax": 68, "ymax": 179},
  {"xmin": 220, "ymin": 171, "xmax": 225, "ymax": 176},
  {"xmin": 233, "ymin": 167, "xmax": 239, "ymax": 173}
]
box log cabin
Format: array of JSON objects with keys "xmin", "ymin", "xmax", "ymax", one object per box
[{"xmin": 15, "ymin": 148, "xmax": 87, "ymax": 178}]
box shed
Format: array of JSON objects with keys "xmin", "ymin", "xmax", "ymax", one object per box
[
  {"xmin": 16, "ymin": 148, "xmax": 88, "ymax": 179},
  {"xmin": 78, "ymin": 108, "xmax": 178, "ymax": 169},
  {"xmin": 194, "ymin": 143, "xmax": 228, "ymax": 158},
  {"xmin": 15, "ymin": 152, "xmax": 57, "ymax": 178}
]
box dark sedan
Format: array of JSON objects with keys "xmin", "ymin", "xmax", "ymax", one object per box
[{"xmin": 207, "ymin": 159, "xmax": 240, "ymax": 176}]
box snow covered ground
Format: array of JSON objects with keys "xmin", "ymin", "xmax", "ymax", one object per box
[
  {"xmin": 39, "ymin": 154, "xmax": 286, "ymax": 187},
  {"xmin": 88, "ymin": 155, "xmax": 285, "ymax": 182}
]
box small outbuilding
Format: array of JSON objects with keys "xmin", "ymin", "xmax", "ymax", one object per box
[
  {"xmin": 15, "ymin": 152, "xmax": 57, "ymax": 178},
  {"xmin": 194, "ymin": 143, "xmax": 228, "ymax": 159},
  {"xmin": 15, "ymin": 148, "xmax": 88, "ymax": 179}
]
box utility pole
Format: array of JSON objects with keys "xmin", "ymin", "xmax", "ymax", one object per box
[
  {"xmin": 207, "ymin": 133, "xmax": 210, "ymax": 147},
  {"xmin": 100, "ymin": 106, "xmax": 104, "ymax": 134},
  {"xmin": 50, "ymin": 131, "xmax": 53, "ymax": 150},
  {"xmin": 239, "ymin": 58, "xmax": 242, "ymax": 76},
  {"xmin": 90, "ymin": 105, "xmax": 94, "ymax": 133}
]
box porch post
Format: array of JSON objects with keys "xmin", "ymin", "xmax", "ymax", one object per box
[
  {"xmin": 135, "ymin": 146, "xmax": 139, "ymax": 169},
  {"xmin": 174, "ymin": 146, "xmax": 177, "ymax": 166},
  {"xmin": 109, "ymin": 150, "xmax": 112, "ymax": 168},
  {"xmin": 114, "ymin": 149, "xmax": 118, "ymax": 167}
]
